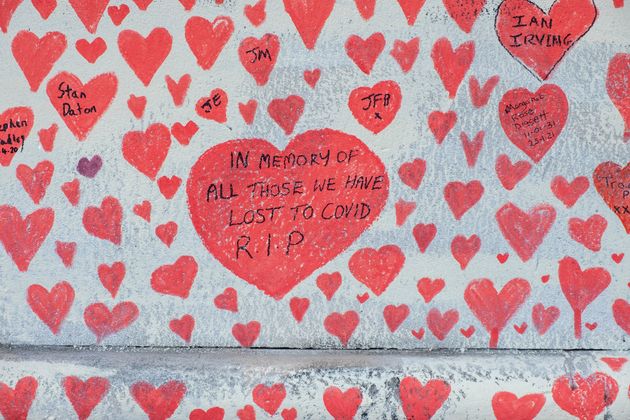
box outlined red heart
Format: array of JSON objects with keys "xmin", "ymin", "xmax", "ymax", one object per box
[
  {"xmin": 187, "ymin": 129, "xmax": 388, "ymax": 299},
  {"xmin": 82, "ymin": 196, "xmax": 122, "ymax": 245},
  {"xmin": 46, "ymin": 72, "xmax": 117, "ymax": 141},
  {"xmin": 118, "ymin": 28, "xmax": 172, "ymax": 86},
  {"xmin": 348, "ymin": 80, "xmax": 402, "ymax": 134},
  {"xmin": 283, "ymin": 0, "xmax": 334, "ymax": 50},
  {"xmin": 252, "ymin": 383, "xmax": 286, "ymax": 416},
  {"xmin": 27, "ymin": 281, "xmax": 74, "ymax": 334},
  {"xmin": 464, "ymin": 278, "xmax": 531, "ymax": 347},
  {"xmin": 185, "ymin": 16, "xmax": 233, "ymax": 71},
  {"xmin": 496, "ymin": 0, "xmax": 597, "ymax": 80},
  {"xmin": 552, "ymin": 372, "xmax": 618, "ymax": 420},
  {"xmin": 12, "ymin": 30, "xmax": 66, "ymax": 91},
  {"xmin": 349, "ymin": 245, "xmax": 404, "ymax": 296},
  {"xmin": 130, "ymin": 381, "xmax": 186, "ymax": 420},
  {"xmin": 492, "ymin": 391, "xmax": 545, "ymax": 420},
  {"xmin": 606, "ymin": 53, "xmax": 630, "ymax": 140},
  {"xmin": 0, "ymin": 206, "xmax": 54, "ymax": 272},
  {"xmin": 122, "ymin": 123, "xmax": 171, "ymax": 180},
  {"xmin": 496, "ymin": 202, "xmax": 556, "ymax": 261},
  {"xmin": 0, "ymin": 376, "xmax": 38, "ymax": 420},
  {"xmin": 499, "ymin": 84, "xmax": 568, "ymax": 163},
  {"xmin": 238, "ymin": 33, "xmax": 279, "ymax": 86},
  {"xmin": 84, "ymin": 301, "xmax": 139, "ymax": 342},
  {"xmin": 593, "ymin": 161, "xmax": 630, "ymax": 234},
  {"xmin": 69, "ymin": 0, "xmax": 109, "ymax": 33},
  {"xmin": 431, "ymin": 38, "xmax": 475, "ymax": 99},
  {"xmin": 399, "ymin": 377, "xmax": 450, "ymax": 419},
  {"xmin": 323, "ymin": 386, "xmax": 362, "ymax": 420},
  {"xmin": 150, "ymin": 256, "xmax": 198, "ymax": 298},
  {"xmin": 63, "ymin": 376, "xmax": 110, "ymax": 420}
]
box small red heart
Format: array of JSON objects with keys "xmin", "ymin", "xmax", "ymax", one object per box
[
  {"xmin": 303, "ymin": 69, "xmax": 321, "ymax": 88},
  {"xmin": 348, "ymin": 80, "xmax": 402, "ymax": 134},
  {"xmin": 417, "ymin": 277, "xmax": 445, "ymax": 303},
  {"xmin": 196, "ymin": 88, "xmax": 228, "ymax": 123},
  {"xmin": 107, "ymin": 5, "xmax": 130, "ymax": 26},
  {"xmin": 411, "ymin": 327, "xmax": 425, "ymax": 339},
  {"xmin": 323, "ymin": 386, "xmax": 362, "ymax": 420},
  {"xmin": 32, "ymin": 0, "xmax": 57, "ymax": 19},
  {"xmin": 356, "ymin": 293, "xmax": 369, "ymax": 303},
  {"xmin": 568, "ymin": 215, "xmax": 607, "ymax": 252},
  {"xmin": 460, "ymin": 325, "xmax": 475, "ymax": 338},
  {"xmin": 232, "ymin": 321, "xmax": 260, "ymax": 347},
  {"xmin": 460, "ymin": 131, "xmax": 484, "ymax": 167},
  {"xmin": 82, "ymin": 196, "xmax": 122, "ymax": 245},
  {"xmin": 253, "ymin": 383, "xmax": 286, "ymax": 416},
  {"xmin": 513, "ymin": 322, "xmax": 527, "ymax": 334},
  {"xmin": 132, "ymin": 0, "xmax": 153, "ymax": 10},
  {"xmin": 267, "ymin": 95, "xmax": 305, "ymax": 135},
  {"xmin": 190, "ymin": 407, "xmax": 225, "ymax": 420},
  {"xmin": 27, "ymin": 281, "xmax": 74, "ymax": 334},
  {"xmin": 122, "ymin": 123, "xmax": 171, "ymax": 180},
  {"xmin": 38, "ymin": 123, "xmax": 58, "ymax": 152},
  {"xmin": 450, "ymin": 234, "xmax": 480, "ymax": 270},
  {"xmin": 130, "ymin": 381, "xmax": 186, "ymax": 420},
  {"xmin": 399, "ymin": 376, "xmax": 450, "ymax": 419},
  {"xmin": 428, "ymin": 110, "xmax": 457, "ymax": 144},
  {"xmin": 398, "ymin": 158, "xmax": 426, "ymax": 190},
  {"xmin": 214, "ymin": 287, "xmax": 238, "ymax": 312},
  {"xmin": 395, "ymin": 199, "xmax": 416, "ymax": 226},
  {"xmin": 179, "ymin": 0, "xmax": 196, "ymax": 11},
  {"xmin": 98, "ymin": 261, "xmax": 125, "ymax": 298},
  {"xmin": 496, "ymin": 253, "xmax": 509, "ymax": 264},
  {"xmin": 244, "ymin": 0, "xmax": 266, "ymax": 27},
  {"xmin": 237, "ymin": 405, "xmax": 256, "ymax": 420},
  {"xmin": 289, "ymin": 297, "xmax": 310, "ymax": 322},
  {"xmin": 63, "ymin": 376, "xmax": 110, "ymax": 420},
  {"xmin": 443, "ymin": 180, "xmax": 484, "ymax": 220},
  {"xmin": 532, "ymin": 303, "xmax": 559, "ymax": 335},
  {"xmin": 431, "ymin": 37, "xmax": 474, "ymax": 99},
  {"xmin": 390, "ymin": 37, "xmax": 420, "ymax": 73},
  {"xmin": 427, "ymin": 308, "xmax": 459, "ymax": 340},
  {"xmin": 281, "ymin": 408, "xmax": 297, "ymax": 420},
  {"xmin": 185, "ymin": 16, "xmax": 233, "ymax": 70},
  {"xmin": 132, "ymin": 200, "xmax": 151, "ymax": 222},
  {"xmin": 612, "ymin": 253, "xmax": 624, "ymax": 263},
  {"xmin": 16, "ymin": 160, "xmax": 54, "ymax": 204},
  {"xmin": 316, "ymin": 272, "xmax": 342, "ymax": 301},
  {"xmin": 169, "ymin": 314, "xmax": 195, "ymax": 342},
  {"xmin": 151, "ymin": 255, "xmax": 198, "ymax": 298},
  {"xmin": 495, "ymin": 154, "xmax": 531, "ymax": 191},
  {"xmin": 118, "ymin": 28, "xmax": 172, "ymax": 86},
  {"xmin": 469, "ymin": 75, "xmax": 499, "ymax": 108},
  {"xmin": 413, "ymin": 223, "xmax": 436, "ymax": 253},
  {"xmin": 61, "ymin": 179, "xmax": 80, "ymax": 206},
  {"xmin": 238, "ymin": 33, "xmax": 280, "ymax": 86},
  {"xmin": 55, "ymin": 241, "xmax": 76, "ymax": 267},
  {"xmin": 75, "ymin": 37, "xmax": 106, "ymax": 63},
  {"xmin": 324, "ymin": 311, "xmax": 359, "ymax": 347},
  {"xmin": 585, "ymin": 322, "xmax": 598, "ymax": 331},
  {"xmin": 345, "ymin": 32, "xmax": 385, "ymax": 74},
  {"xmin": 492, "ymin": 391, "xmax": 545, "ymax": 420},
  {"xmin": 84, "ymin": 301, "xmax": 139, "ymax": 342},
  {"xmin": 165, "ymin": 74, "xmax": 191, "ymax": 107},
  {"xmin": 349, "ymin": 245, "xmax": 405, "ymax": 296},
  {"xmin": 238, "ymin": 100, "xmax": 258, "ymax": 125},
  {"xmin": 354, "ymin": 0, "xmax": 375, "ymax": 19},
  {"xmin": 601, "ymin": 357, "xmax": 627, "ymax": 372},
  {"xmin": 127, "ymin": 94, "xmax": 146, "ymax": 119},
  {"xmin": 157, "ymin": 175, "xmax": 182, "ymax": 200},
  {"xmin": 551, "ymin": 175, "xmax": 589, "ymax": 208},
  {"xmin": 155, "ymin": 221, "xmax": 178, "ymax": 247},
  {"xmin": 383, "ymin": 304, "xmax": 409, "ymax": 332},
  {"xmin": 541, "ymin": 275, "xmax": 550, "ymax": 284},
  {"xmin": 171, "ymin": 121, "xmax": 198, "ymax": 146}
]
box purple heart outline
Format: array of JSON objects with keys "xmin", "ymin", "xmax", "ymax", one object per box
[{"xmin": 77, "ymin": 155, "xmax": 103, "ymax": 178}]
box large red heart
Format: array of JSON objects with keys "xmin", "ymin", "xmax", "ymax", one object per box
[
  {"xmin": 606, "ymin": 53, "xmax": 630, "ymax": 141},
  {"xmin": 118, "ymin": 28, "xmax": 172, "ymax": 86},
  {"xmin": 464, "ymin": 278, "xmax": 531, "ymax": 347},
  {"xmin": 0, "ymin": 376, "xmax": 38, "ymax": 420},
  {"xmin": 11, "ymin": 30, "xmax": 66, "ymax": 91},
  {"xmin": 84, "ymin": 301, "xmax": 139, "ymax": 342},
  {"xmin": 185, "ymin": 16, "xmax": 233, "ymax": 71},
  {"xmin": 498, "ymin": 84, "xmax": 568, "ymax": 163},
  {"xmin": 323, "ymin": 386, "xmax": 362, "ymax": 419},
  {"xmin": 431, "ymin": 38, "xmax": 475, "ymax": 99},
  {"xmin": 0, "ymin": 206, "xmax": 54, "ymax": 272},
  {"xmin": 496, "ymin": 202, "xmax": 556, "ymax": 261},
  {"xmin": 348, "ymin": 80, "xmax": 402, "ymax": 134},
  {"xmin": 252, "ymin": 383, "xmax": 286, "ymax": 416},
  {"xmin": 46, "ymin": 72, "xmax": 117, "ymax": 141},
  {"xmin": 122, "ymin": 123, "xmax": 171, "ymax": 180},
  {"xmin": 27, "ymin": 281, "xmax": 74, "ymax": 334},
  {"xmin": 552, "ymin": 372, "xmax": 618, "ymax": 420},
  {"xmin": 238, "ymin": 33, "xmax": 279, "ymax": 86},
  {"xmin": 130, "ymin": 381, "xmax": 186, "ymax": 420},
  {"xmin": 0, "ymin": 106, "xmax": 34, "ymax": 167},
  {"xmin": 492, "ymin": 391, "xmax": 546, "ymax": 420},
  {"xmin": 558, "ymin": 256, "xmax": 610, "ymax": 339},
  {"xmin": 63, "ymin": 376, "xmax": 109, "ymax": 420},
  {"xmin": 443, "ymin": 0, "xmax": 486, "ymax": 33},
  {"xmin": 496, "ymin": 0, "xmax": 597, "ymax": 80},
  {"xmin": 186, "ymin": 129, "xmax": 388, "ymax": 299},
  {"xmin": 593, "ymin": 161, "xmax": 630, "ymax": 234},
  {"xmin": 399, "ymin": 377, "xmax": 450, "ymax": 419},
  {"xmin": 282, "ymin": 0, "xmax": 334, "ymax": 50},
  {"xmin": 69, "ymin": 0, "xmax": 109, "ymax": 33}
]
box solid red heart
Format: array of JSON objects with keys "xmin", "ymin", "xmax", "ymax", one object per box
[
  {"xmin": 27, "ymin": 281, "xmax": 74, "ymax": 334},
  {"xmin": 253, "ymin": 384, "xmax": 286, "ymax": 416},
  {"xmin": 172, "ymin": 121, "xmax": 198, "ymax": 146},
  {"xmin": 214, "ymin": 287, "xmax": 238, "ymax": 312},
  {"xmin": 464, "ymin": 278, "xmax": 531, "ymax": 347},
  {"xmin": 98, "ymin": 261, "xmax": 125, "ymax": 298},
  {"xmin": 12, "ymin": 30, "xmax": 66, "ymax": 91},
  {"xmin": 551, "ymin": 175, "xmax": 589, "ymax": 208},
  {"xmin": 496, "ymin": 0, "xmax": 597, "ymax": 80},
  {"xmin": 559, "ymin": 256, "xmax": 611, "ymax": 339},
  {"xmin": 417, "ymin": 277, "xmax": 445, "ymax": 303},
  {"xmin": 606, "ymin": 53, "xmax": 630, "ymax": 140},
  {"xmin": 63, "ymin": 376, "xmax": 109, "ymax": 420},
  {"xmin": 398, "ymin": 158, "xmax": 425, "ymax": 190},
  {"xmin": 413, "ymin": 223, "xmax": 437, "ymax": 253},
  {"xmin": 348, "ymin": 80, "xmax": 401, "ymax": 134},
  {"xmin": 244, "ymin": 0, "xmax": 266, "ymax": 26},
  {"xmin": 237, "ymin": 405, "xmax": 256, "ymax": 420},
  {"xmin": 450, "ymin": 234, "xmax": 480, "ymax": 269},
  {"xmin": 187, "ymin": 129, "xmax": 388, "ymax": 299},
  {"xmin": 165, "ymin": 74, "xmax": 191, "ymax": 107},
  {"xmin": 496, "ymin": 154, "xmax": 531, "ymax": 190},
  {"xmin": 443, "ymin": 0, "xmax": 486, "ymax": 33},
  {"xmin": 122, "ymin": 123, "xmax": 171, "ymax": 180},
  {"xmin": 399, "ymin": 377, "xmax": 450, "ymax": 419},
  {"xmin": 396, "ymin": 0, "xmax": 426, "ymax": 25},
  {"xmin": 496, "ymin": 202, "xmax": 556, "ymax": 261},
  {"xmin": 552, "ymin": 372, "xmax": 618, "ymax": 420},
  {"xmin": 568, "ymin": 215, "xmax": 607, "ymax": 252},
  {"xmin": 289, "ymin": 297, "xmax": 309, "ymax": 322},
  {"xmin": 16, "ymin": 160, "xmax": 53, "ymax": 204},
  {"xmin": 0, "ymin": 0, "xmax": 22, "ymax": 33},
  {"xmin": 492, "ymin": 391, "xmax": 545, "ymax": 420},
  {"xmin": 0, "ymin": 106, "xmax": 33, "ymax": 167},
  {"xmin": 107, "ymin": 4, "xmax": 129, "ymax": 25},
  {"xmin": 345, "ymin": 32, "xmax": 385, "ymax": 75},
  {"xmin": 497, "ymin": 253, "xmax": 509, "ymax": 264},
  {"xmin": 395, "ymin": 199, "xmax": 416, "ymax": 226},
  {"xmin": 46, "ymin": 72, "xmax": 117, "ymax": 141},
  {"xmin": 585, "ymin": 322, "xmax": 598, "ymax": 331},
  {"xmin": 316, "ymin": 272, "xmax": 342, "ymax": 301},
  {"xmin": 268, "ymin": 95, "xmax": 304, "ymax": 134},
  {"xmin": 132, "ymin": 0, "xmax": 153, "ymax": 10},
  {"xmin": 84, "ymin": 301, "xmax": 139, "ymax": 342},
  {"xmin": 324, "ymin": 311, "xmax": 359, "ymax": 347},
  {"xmin": 61, "ymin": 179, "xmax": 80, "ymax": 206},
  {"xmin": 239, "ymin": 34, "xmax": 279, "ymax": 86},
  {"xmin": 593, "ymin": 161, "xmax": 630, "ymax": 233},
  {"xmin": 69, "ymin": 0, "xmax": 109, "ymax": 33},
  {"xmin": 190, "ymin": 407, "xmax": 225, "ymax": 420},
  {"xmin": 238, "ymin": 100, "xmax": 258, "ymax": 125},
  {"xmin": 460, "ymin": 325, "xmax": 475, "ymax": 338},
  {"xmin": 83, "ymin": 196, "xmax": 122, "ymax": 245},
  {"xmin": 132, "ymin": 200, "xmax": 151, "ymax": 222},
  {"xmin": 356, "ymin": 293, "xmax": 369, "ymax": 303},
  {"xmin": 431, "ymin": 38, "xmax": 474, "ymax": 99},
  {"xmin": 443, "ymin": 180, "xmax": 484, "ymax": 220},
  {"xmin": 130, "ymin": 381, "xmax": 186, "ymax": 420},
  {"xmin": 0, "ymin": 206, "xmax": 53, "ymax": 272},
  {"xmin": 75, "ymin": 37, "xmax": 106, "ymax": 63},
  {"xmin": 349, "ymin": 245, "xmax": 405, "ymax": 296},
  {"xmin": 185, "ymin": 16, "xmax": 233, "ymax": 70},
  {"xmin": 303, "ymin": 69, "xmax": 321, "ymax": 88},
  {"xmin": 600, "ymin": 357, "xmax": 627, "ymax": 372},
  {"xmin": 195, "ymin": 88, "xmax": 228, "ymax": 123},
  {"xmin": 532, "ymin": 303, "xmax": 560, "ymax": 335},
  {"xmin": 499, "ymin": 84, "xmax": 568, "ymax": 163},
  {"xmin": 460, "ymin": 131, "xmax": 484, "ymax": 167},
  {"xmin": 283, "ymin": 0, "xmax": 334, "ymax": 49},
  {"xmin": 55, "ymin": 241, "xmax": 76, "ymax": 267},
  {"xmin": 383, "ymin": 304, "xmax": 409, "ymax": 332},
  {"xmin": 169, "ymin": 314, "xmax": 194, "ymax": 342},
  {"xmin": 155, "ymin": 221, "xmax": 178, "ymax": 247},
  {"xmin": 118, "ymin": 28, "xmax": 172, "ymax": 86},
  {"xmin": 232, "ymin": 321, "xmax": 260, "ymax": 347},
  {"xmin": 157, "ymin": 176, "xmax": 182, "ymax": 200},
  {"xmin": 29, "ymin": 0, "xmax": 55, "ymax": 20},
  {"xmin": 151, "ymin": 255, "xmax": 198, "ymax": 298},
  {"xmin": 354, "ymin": 0, "xmax": 375, "ymax": 19},
  {"xmin": 323, "ymin": 386, "xmax": 362, "ymax": 419},
  {"xmin": 0, "ymin": 376, "xmax": 38, "ymax": 420},
  {"xmin": 469, "ymin": 75, "xmax": 500, "ymax": 108},
  {"xmin": 427, "ymin": 308, "xmax": 458, "ymax": 340},
  {"xmin": 513, "ymin": 322, "xmax": 527, "ymax": 334},
  {"xmin": 127, "ymin": 94, "xmax": 146, "ymax": 119},
  {"xmin": 428, "ymin": 110, "xmax": 457, "ymax": 144},
  {"xmin": 38, "ymin": 123, "xmax": 57, "ymax": 152},
  {"xmin": 612, "ymin": 299, "xmax": 630, "ymax": 335},
  {"xmin": 390, "ymin": 37, "xmax": 420, "ymax": 73}
]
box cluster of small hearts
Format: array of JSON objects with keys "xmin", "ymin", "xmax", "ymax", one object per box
[{"xmin": 1, "ymin": 370, "xmax": 627, "ymax": 420}]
